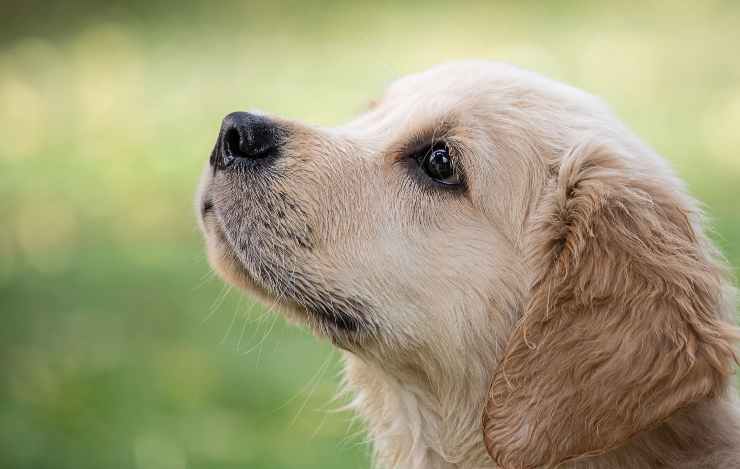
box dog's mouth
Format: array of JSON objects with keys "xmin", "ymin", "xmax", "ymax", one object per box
[
  {"xmin": 200, "ymin": 199, "xmax": 214, "ymax": 219},
  {"xmin": 200, "ymin": 199, "xmax": 375, "ymax": 346}
]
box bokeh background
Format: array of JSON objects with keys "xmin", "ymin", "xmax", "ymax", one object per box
[{"xmin": 1, "ymin": 1, "xmax": 739, "ymax": 468}]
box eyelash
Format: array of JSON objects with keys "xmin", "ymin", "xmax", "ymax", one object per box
[
  {"xmin": 409, "ymin": 141, "xmax": 446, "ymax": 163},
  {"xmin": 399, "ymin": 140, "xmax": 466, "ymax": 192}
]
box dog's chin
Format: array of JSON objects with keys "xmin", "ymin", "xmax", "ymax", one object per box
[{"xmin": 202, "ymin": 222, "xmax": 366, "ymax": 350}]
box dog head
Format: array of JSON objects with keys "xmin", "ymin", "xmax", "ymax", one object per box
[{"xmin": 197, "ymin": 61, "xmax": 737, "ymax": 468}]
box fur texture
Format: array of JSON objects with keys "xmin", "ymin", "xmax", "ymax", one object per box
[{"xmin": 197, "ymin": 61, "xmax": 740, "ymax": 468}]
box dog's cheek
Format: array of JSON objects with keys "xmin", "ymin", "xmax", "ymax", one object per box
[{"xmin": 379, "ymin": 228, "xmax": 507, "ymax": 340}]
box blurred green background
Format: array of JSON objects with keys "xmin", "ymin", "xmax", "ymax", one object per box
[{"xmin": 1, "ymin": 1, "xmax": 739, "ymax": 468}]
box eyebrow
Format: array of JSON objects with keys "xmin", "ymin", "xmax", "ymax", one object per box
[{"xmin": 390, "ymin": 118, "xmax": 458, "ymax": 158}]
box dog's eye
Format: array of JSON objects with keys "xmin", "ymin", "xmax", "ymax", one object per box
[{"xmin": 419, "ymin": 145, "xmax": 461, "ymax": 186}]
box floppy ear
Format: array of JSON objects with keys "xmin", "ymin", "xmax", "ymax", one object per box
[{"xmin": 482, "ymin": 139, "xmax": 738, "ymax": 468}]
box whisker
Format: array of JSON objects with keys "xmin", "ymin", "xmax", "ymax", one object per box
[
  {"xmin": 241, "ymin": 311, "xmax": 279, "ymax": 357},
  {"xmin": 202, "ymin": 283, "xmax": 231, "ymax": 325},
  {"xmin": 235, "ymin": 300, "xmax": 259, "ymax": 352},
  {"xmin": 193, "ymin": 266, "xmax": 218, "ymax": 292},
  {"xmin": 289, "ymin": 351, "xmax": 334, "ymax": 428},
  {"xmin": 219, "ymin": 292, "xmax": 241, "ymax": 344},
  {"xmin": 254, "ymin": 314, "xmax": 280, "ymax": 366}
]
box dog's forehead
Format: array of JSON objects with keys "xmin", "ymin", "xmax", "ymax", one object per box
[
  {"xmin": 387, "ymin": 60, "xmax": 510, "ymax": 98},
  {"xmin": 339, "ymin": 62, "xmax": 512, "ymax": 139},
  {"xmin": 337, "ymin": 60, "xmax": 603, "ymax": 155},
  {"xmin": 383, "ymin": 61, "xmax": 603, "ymax": 118}
]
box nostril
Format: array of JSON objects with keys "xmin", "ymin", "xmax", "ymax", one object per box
[
  {"xmin": 223, "ymin": 127, "xmax": 242, "ymax": 166},
  {"xmin": 213, "ymin": 112, "xmax": 282, "ymax": 170}
]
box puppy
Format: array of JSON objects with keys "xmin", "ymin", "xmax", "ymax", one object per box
[{"xmin": 196, "ymin": 61, "xmax": 740, "ymax": 469}]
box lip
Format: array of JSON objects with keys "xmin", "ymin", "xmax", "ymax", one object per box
[
  {"xmin": 200, "ymin": 199, "xmax": 214, "ymax": 219},
  {"xmin": 208, "ymin": 215, "xmax": 369, "ymax": 336},
  {"xmin": 198, "ymin": 173, "xmax": 374, "ymax": 349}
]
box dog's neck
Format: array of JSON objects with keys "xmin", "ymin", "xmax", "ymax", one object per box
[
  {"xmin": 343, "ymin": 352, "xmax": 495, "ymax": 468},
  {"xmin": 343, "ymin": 353, "xmax": 740, "ymax": 469}
]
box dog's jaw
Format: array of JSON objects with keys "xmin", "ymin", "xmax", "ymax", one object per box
[{"xmin": 198, "ymin": 194, "xmax": 378, "ymax": 349}]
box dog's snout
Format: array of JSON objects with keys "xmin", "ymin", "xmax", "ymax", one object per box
[{"xmin": 211, "ymin": 112, "xmax": 283, "ymax": 169}]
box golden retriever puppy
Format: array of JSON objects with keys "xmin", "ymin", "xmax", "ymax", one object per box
[{"xmin": 196, "ymin": 61, "xmax": 740, "ymax": 469}]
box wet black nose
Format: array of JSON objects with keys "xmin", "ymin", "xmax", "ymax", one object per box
[{"xmin": 211, "ymin": 112, "xmax": 283, "ymax": 169}]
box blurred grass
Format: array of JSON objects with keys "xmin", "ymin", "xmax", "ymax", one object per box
[{"xmin": 1, "ymin": 1, "xmax": 739, "ymax": 468}]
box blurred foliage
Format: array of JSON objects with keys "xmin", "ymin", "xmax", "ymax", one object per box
[{"xmin": 1, "ymin": 1, "xmax": 739, "ymax": 468}]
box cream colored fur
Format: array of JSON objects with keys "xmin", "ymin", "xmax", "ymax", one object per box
[{"xmin": 197, "ymin": 61, "xmax": 740, "ymax": 468}]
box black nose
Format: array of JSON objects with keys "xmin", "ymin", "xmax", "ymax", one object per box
[{"xmin": 211, "ymin": 112, "xmax": 283, "ymax": 169}]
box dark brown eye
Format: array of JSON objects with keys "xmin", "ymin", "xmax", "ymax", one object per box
[{"xmin": 420, "ymin": 146, "xmax": 461, "ymax": 186}]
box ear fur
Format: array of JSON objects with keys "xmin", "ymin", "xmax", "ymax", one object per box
[{"xmin": 482, "ymin": 139, "xmax": 738, "ymax": 468}]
